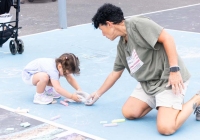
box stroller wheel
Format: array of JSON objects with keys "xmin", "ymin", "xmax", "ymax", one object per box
[
  {"xmin": 9, "ymin": 40, "xmax": 17, "ymax": 55},
  {"xmin": 17, "ymin": 39, "xmax": 24, "ymax": 54}
]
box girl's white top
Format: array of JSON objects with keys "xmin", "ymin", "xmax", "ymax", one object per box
[{"xmin": 22, "ymin": 58, "xmax": 59, "ymax": 80}]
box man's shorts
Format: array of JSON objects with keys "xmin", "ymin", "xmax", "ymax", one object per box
[{"xmin": 130, "ymin": 80, "xmax": 189, "ymax": 110}]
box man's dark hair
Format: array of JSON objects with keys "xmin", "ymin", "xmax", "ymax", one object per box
[{"xmin": 92, "ymin": 3, "xmax": 125, "ymax": 29}]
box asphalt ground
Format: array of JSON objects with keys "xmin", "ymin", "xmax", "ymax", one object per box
[{"xmin": 9, "ymin": 0, "xmax": 200, "ymax": 36}]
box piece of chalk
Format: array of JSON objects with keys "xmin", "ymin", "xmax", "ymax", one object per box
[
  {"xmin": 6, "ymin": 128, "xmax": 14, "ymax": 131},
  {"xmin": 50, "ymin": 115, "xmax": 61, "ymax": 121},
  {"xmin": 111, "ymin": 119, "xmax": 125, "ymax": 123},
  {"xmin": 103, "ymin": 123, "xmax": 118, "ymax": 127},
  {"xmin": 64, "ymin": 98, "xmax": 75, "ymax": 103},
  {"xmin": 60, "ymin": 100, "xmax": 68, "ymax": 106},
  {"xmin": 20, "ymin": 122, "xmax": 31, "ymax": 128},
  {"xmin": 100, "ymin": 121, "xmax": 108, "ymax": 124},
  {"xmin": 51, "ymin": 100, "xmax": 57, "ymax": 104}
]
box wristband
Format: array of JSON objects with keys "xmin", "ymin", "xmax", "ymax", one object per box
[
  {"xmin": 170, "ymin": 66, "xmax": 180, "ymax": 72},
  {"xmin": 95, "ymin": 92, "xmax": 100, "ymax": 98}
]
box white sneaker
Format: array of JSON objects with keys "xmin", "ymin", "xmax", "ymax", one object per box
[
  {"xmin": 45, "ymin": 88, "xmax": 61, "ymax": 99},
  {"xmin": 33, "ymin": 94, "xmax": 53, "ymax": 105}
]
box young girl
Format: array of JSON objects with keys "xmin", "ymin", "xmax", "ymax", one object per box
[{"xmin": 22, "ymin": 53, "xmax": 82, "ymax": 105}]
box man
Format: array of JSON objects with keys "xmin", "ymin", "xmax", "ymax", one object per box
[{"xmin": 86, "ymin": 3, "xmax": 200, "ymax": 135}]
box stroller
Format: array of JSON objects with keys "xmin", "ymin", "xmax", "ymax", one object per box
[{"xmin": 0, "ymin": 0, "xmax": 24, "ymax": 55}]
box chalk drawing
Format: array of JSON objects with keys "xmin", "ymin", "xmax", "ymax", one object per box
[
  {"xmin": 177, "ymin": 46, "xmax": 200, "ymax": 58},
  {"xmin": 0, "ymin": 106, "xmax": 104, "ymax": 140},
  {"xmin": 46, "ymin": 105, "xmax": 91, "ymax": 127},
  {"xmin": 0, "ymin": 50, "xmax": 10, "ymax": 53},
  {"xmin": 78, "ymin": 52, "xmax": 111, "ymax": 64},
  {"xmin": 0, "ymin": 67, "xmax": 22, "ymax": 78},
  {"xmin": 0, "ymin": 114, "xmax": 7, "ymax": 121},
  {"xmin": 0, "ymin": 89, "xmax": 22, "ymax": 94},
  {"xmin": 55, "ymin": 133, "xmax": 93, "ymax": 140}
]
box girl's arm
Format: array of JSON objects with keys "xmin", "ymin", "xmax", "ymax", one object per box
[
  {"xmin": 50, "ymin": 79, "xmax": 80, "ymax": 102},
  {"xmin": 65, "ymin": 74, "xmax": 81, "ymax": 91}
]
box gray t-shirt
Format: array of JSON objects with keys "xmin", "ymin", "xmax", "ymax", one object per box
[
  {"xmin": 114, "ymin": 16, "xmax": 190, "ymax": 95},
  {"xmin": 22, "ymin": 58, "xmax": 59, "ymax": 80}
]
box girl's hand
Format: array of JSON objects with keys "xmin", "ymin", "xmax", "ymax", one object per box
[{"xmin": 71, "ymin": 93, "xmax": 81, "ymax": 102}]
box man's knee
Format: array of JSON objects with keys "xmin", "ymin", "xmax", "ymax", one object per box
[
  {"xmin": 122, "ymin": 106, "xmax": 141, "ymax": 119},
  {"xmin": 157, "ymin": 124, "xmax": 176, "ymax": 135}
]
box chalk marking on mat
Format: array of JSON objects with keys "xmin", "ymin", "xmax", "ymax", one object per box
[{"xmin": 50, "ymin": 115, "xmax": 61, "ymax": 121}]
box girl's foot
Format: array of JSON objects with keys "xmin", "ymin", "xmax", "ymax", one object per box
[
  {"xmin": 33, "ymin": 93, "xmax": 53, "ymax": 105},
  {"xmin": 45, "ymin": 88, "xmax": 61, "ymax": 99}
]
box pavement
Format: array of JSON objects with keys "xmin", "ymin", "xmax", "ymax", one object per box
[{"xmin": 9, "ymin": 0, "xmax": 200, "ymax": 36}]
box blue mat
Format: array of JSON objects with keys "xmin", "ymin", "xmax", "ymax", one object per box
[{"xmin": 0, "ymin": 24, "xmax": 200, "ymax": 140}]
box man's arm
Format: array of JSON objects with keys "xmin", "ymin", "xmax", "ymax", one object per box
[
  {"xmin": 85, "ymin": 69, "xmax": 124, "ymax": 105},
  {"xmin": 97, "ymin": 69, "xmax": 124, "ymax": 96},
  {"xmin": 158, "ymin": 29, "xmax": 184, "ymax": 94}
]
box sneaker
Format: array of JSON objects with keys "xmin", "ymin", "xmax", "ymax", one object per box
[
  {"xmin": 45, "ymin": 88, "xmax": 61, "ymax": 99},
  {"xmin": 194, "ymin": 105, "xmax": 200, "ymax": 121},
  {"xmin": 33, "ymin": 94, "xmax": 53, "ymax": 105},
  {"xmin": 194, "ymin": 91, "xmax": 200, "ymax": 121}
]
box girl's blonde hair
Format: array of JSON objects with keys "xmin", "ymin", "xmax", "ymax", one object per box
[{"xmin": 55, "ymin": 53, "xmax": 80, "ymax": 76}]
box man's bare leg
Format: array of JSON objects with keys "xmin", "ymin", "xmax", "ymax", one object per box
[
  {"xmin": 157, "ymin": 93, "xmax": 200, "ymax": 135},
  {"xmin": 122, "ymin": 97, "xmax": 152, "ymax": 119}
]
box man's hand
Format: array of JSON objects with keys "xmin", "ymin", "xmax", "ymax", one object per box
[
  {"xmin": 166, "ymin": 71, "xmax": 184, "ymax": 94},
  {"xmin": 85, "ymin": 92, "xmax": 100, "ymax": 106}
]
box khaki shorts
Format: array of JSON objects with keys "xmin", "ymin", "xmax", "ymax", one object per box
[{"xmin": 130, "ymin": 80, "xmax": 189, "ymax": 110}]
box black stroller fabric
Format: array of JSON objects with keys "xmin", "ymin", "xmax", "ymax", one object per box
[
  {"xmin": 0, "ymin": 0, "xmax": 14, "ymax": 46},
  {"xmin": 0, "ymin": 25, "xmax": 14, "ymax": 46},
  {"xmin": 0, "ymin": 0, "xmax": 13, "ymax": 15}
]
